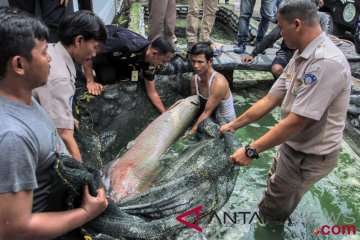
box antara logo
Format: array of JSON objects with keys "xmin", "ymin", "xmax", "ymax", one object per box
[{"xmin": 176, "ymin": 205, "xmax": 203, "ymax": 232}]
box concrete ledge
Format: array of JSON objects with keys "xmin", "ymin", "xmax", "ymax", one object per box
[{"xmin": 93, "ymin": 0, "xmax": 122, "ymax": 24}]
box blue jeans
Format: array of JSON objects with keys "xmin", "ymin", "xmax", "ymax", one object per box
[
  {"xmin": 355, "ymin": 15, "xmax": 360, "ymax": 53},
  {"xmin": 237, "ymin": 0, "xmax": 277, "ymax": 43}
]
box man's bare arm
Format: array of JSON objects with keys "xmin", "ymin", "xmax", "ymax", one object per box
[
  {"xmin": 0, "ymin": 187, "xmax": 107, "ymax": 240},
  {"xmin": 191, "ymin": 76, "xmax": 227, "ymax": 133},
  {"xmin": 57, "ymin": 128, "xmax": 81, "ymax": 161},
  {"xmin": 230, "ymin": 112, "xmax": 311, "ymax": 166},
  {"xmin": 144, "ymin": 79, "xmax": 166, "ymax": 113},
  {"xmin": 252, "ymin": 112, "xmax": 311, "ymax": 153},
  {"xmin": 220, "ymin": 94, "xmax": 282, "ymax": 133},
  {"xmin": 83, "ymin": 60, "xmax": 103, "ymax": 96}
]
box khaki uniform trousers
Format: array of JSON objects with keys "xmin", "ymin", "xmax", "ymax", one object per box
[
  {"xmin": 148, "ymin": 0, "xmax": 177, "ymax": 41},
  {"xmin": 258, "ymin": 143, "xmax": 339, "ymax": 223},
  {"xmin": 186, "ymin": 0, "xmax": 218, "ymax": 43}
]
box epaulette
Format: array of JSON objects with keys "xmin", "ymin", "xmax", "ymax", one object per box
[{"xmin": 314, "ymin": 43, "xmax": 325, "ymax": 60}]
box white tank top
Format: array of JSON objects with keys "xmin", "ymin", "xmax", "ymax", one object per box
[{"xmin": 195, "ymin": 71, "xmax": 236, "ymax": 121}]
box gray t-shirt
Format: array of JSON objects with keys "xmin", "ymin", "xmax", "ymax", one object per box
[{"xmin": 0, "ymin": 96, "xmax": 62, "ymax": 212}]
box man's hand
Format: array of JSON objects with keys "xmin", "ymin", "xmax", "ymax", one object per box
[
  {"xmin": 242, "ymin": 56, "xmax": 255, "ymax": 64},
  {"xmin": 74, "ymin": 119, "xmax": 79, "ymax": 129},
  {"xmin": 80, "ymin": 185, "xmax": 108, "ymax": 221},
  {"xmin": 220, "ymin": 123, "xmax": 237, "ymax": 133},
  {"xmin": 59, "ymin": 0, "xmax": 68, "ymax": 6},
  {"xmin": 229, "ymin": 147, "xmax": 253, "ymax": 166},
  {"xmin": 87, "ymin": 82, "xmax": 103, "ymax": 96},
  {"xmin": 190, "ymin": 125, "xmax": 198, "ymax": 135}
]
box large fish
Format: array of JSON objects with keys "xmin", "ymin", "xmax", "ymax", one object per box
[{"xmin": 103, "ymin": 96, "xmax": 200, "ymax": 201}]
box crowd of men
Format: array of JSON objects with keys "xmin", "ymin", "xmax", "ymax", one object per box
[{"xmin": 0, "ymin": 0, "xmax": 352, "ymax": 238}]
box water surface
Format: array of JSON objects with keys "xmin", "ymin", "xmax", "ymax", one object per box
[{"xmin": 177, "ymin": 91, "xmax": 360, "ymax": 240}]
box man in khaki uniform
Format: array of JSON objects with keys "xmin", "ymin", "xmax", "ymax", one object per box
[
  {"xmin": 186, "ymin": 0, "xmax": 218, "ymax": 49},
  {"xmin": 33, "ymin": 11, "xmax": 107, "ymax": 161},
  {"xmin": 220, "ymin": 0, "xmax": 351, "ymax": 223},
  {"xmin": 147, "ymin": 0, "xmax": 177, "ymax": 42}
]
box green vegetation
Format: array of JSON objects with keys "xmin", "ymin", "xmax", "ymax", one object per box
[
  {"xmin": 234, "ymin": 70, "xmax": 274, "ymax": 81},
  {"xmin": 175, "ymin": 18, "xmax": 187, "ymax": 28},
  {"xmin": 117, "ymin": 15, "xmax": 128, "ymax": 26},
  {"xmin": 128, "ymin": 2, "xmax": 142, "ymax": 34}
]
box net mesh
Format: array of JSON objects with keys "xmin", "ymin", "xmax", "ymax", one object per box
[
  {"xmin": 56, "ymin": 116, "xmax": 241, "ymax": 239},
  {"xmin": 58, "ymin": 56, "xmax": 241, "ymax": 239}
]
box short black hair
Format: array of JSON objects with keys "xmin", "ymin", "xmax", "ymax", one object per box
[
  {"xmin": 59, "ymin": 10, "xmax": 107, "ymax": 46},
  {"xmin": 190, "ymin": 42, "xmax": 214, "ymax": 61},
  {"xmin": 278, "ymin": 0, "xmax": 319, "ymax": 26},
  {"xmin": 150, "ymin": 36, "xmax": 175, "ymax": 55},
  {"xmin": 0, "ymin": 7, "xmax": 48, "ymax": 79}
]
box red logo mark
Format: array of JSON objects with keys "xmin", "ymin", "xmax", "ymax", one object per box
[
  {"xmin": 314, "ymin": 229, "xmax": 320, "ymax": 235},
  {"xmin": 176, "ymin": 205, "xmax": 203, "ymax": 232}
]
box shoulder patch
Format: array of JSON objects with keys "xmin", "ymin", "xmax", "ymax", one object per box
[{"xmin": 302, "ymin": 73, "xmax": 318, "ymax": 85}]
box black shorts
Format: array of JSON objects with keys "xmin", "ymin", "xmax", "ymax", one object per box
[{"xmin": 272, "ymin": 49, "xmax": 295, "ymax": 68}]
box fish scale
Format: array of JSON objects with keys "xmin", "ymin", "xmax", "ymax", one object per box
[{"xmin": 105, "ymin": 96, "xmax": 200, "ymax": 201}]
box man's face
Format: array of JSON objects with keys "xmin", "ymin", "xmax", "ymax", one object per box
[
  {"xmin": 27, "ymin": 39, "xmax": 52, "ymax": 88},
  {"xmin": 74, "ymin": 37, "xmax": 101, "ymax": 64},
  {"xmin": 278, "ymin": 15, "xmax": 299, "ymax": 50},
  {"xmin": 148, "ymin": 50, "xmax": 173, "ymax": 67},
  {"xmin": 191, "ymin": 54, "xmax": 211, "ymax": 75}
]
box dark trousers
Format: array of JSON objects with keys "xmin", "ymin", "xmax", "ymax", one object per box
[
  {"xmin": 9, "ymin": 0, "xmax": 66, "ymax": 43},
  {"xmin": 258, "ymin": 143, "xmax": 339, "ymax": 223},
  {"xmin": 355, "ymin": 15, "xmax": 360, "ymax": 54}
]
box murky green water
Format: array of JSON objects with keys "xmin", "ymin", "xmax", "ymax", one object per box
[
  {"xmin": 131, "ymin": 5, "xmax": 360, "ymax": 238},
  {"xmin": 170, "ymin": 16, "xmax": 360, "ymax": 238},
  {"xmin": 177, "ymin": 91, "xmax": 360, "ymax": 240}
]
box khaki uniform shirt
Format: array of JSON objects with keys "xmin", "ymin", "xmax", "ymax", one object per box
[
  {"xmin": 33, "ymin": 42, "xmax": 76, "ymax": 129},
  {"xmin": 269, "ymin": 32, "xmax": 351, "ymax": 155}
]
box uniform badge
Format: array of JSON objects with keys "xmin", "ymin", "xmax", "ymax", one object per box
[
  {"xmin": 131, "ymin": 70, "xmax": 139, "ymax": 81},
  {"xmin": 302, "ymin": 73, "xmax": 318, "ymax": 85},
  {"xmin": 113, "ymin": 51, "xmax": 123, "ymax": 57}
]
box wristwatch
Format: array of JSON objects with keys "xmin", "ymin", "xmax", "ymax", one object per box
[{"xmin": 244, "ymin": 144, "xmax": 259, "ymax": 159}]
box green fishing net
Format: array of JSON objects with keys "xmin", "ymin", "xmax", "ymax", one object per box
[{"xmin": 56, "ymin": 116, "xmax": 241, "ymax": 239}]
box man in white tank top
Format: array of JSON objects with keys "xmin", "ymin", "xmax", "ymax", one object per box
[{"xmin": 189, "ymin": 43, "xmax": 236, "ymax": 134}]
